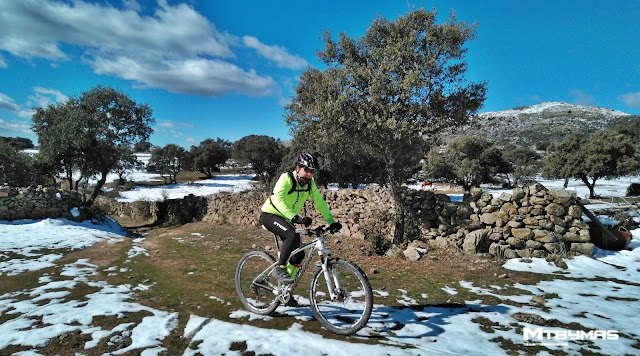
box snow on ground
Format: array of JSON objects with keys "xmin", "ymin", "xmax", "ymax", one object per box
[
  {"xmin": 478, "ymin": 101, "xmax": 631, "ymax": 118},
  {"xmin": 1, "ymin": 218, "xmax": 638, "ymax": 355},
  {"xmin": 115, "ymin": 175, "xmax": 255, "ymax": 202},
  {"xmin": 1, "ymin": 177, "xmax": 639, "ymax": 355}
]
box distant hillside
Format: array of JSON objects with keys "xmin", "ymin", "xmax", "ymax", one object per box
[{"xmin": 442, "ymin": 102, "xmax": 639, "ymax": 146}]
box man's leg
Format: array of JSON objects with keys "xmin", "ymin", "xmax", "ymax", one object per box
[{"xmin": 260, "ymin": 213, "xmax": 295, "ymax": 283}]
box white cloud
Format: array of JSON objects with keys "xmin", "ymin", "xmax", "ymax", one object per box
[
  {"xmin": 22, "ymin": 87, "xmax": 69, "ymax": 118},
  {"xmin": 0, "ymin": 0, "xmax": 296, "ymax": 99},
  {"xmin": 243, "ymin": 36, "xmax": 308, "ymax": 70},
  {"xmin": 90, "ymin": 56, "xmax": 279, "ymax": 97},
  {"xmin": 0, "ymin": 93, "xmax": 33, "ymax": 118},
  {"xmin": 0, "ymin": 92, "xmax": 20, "ymax": 112},
  {"xmin": 1, "ymin": 88, "xmax": 67, "ymax": 119},
  {"xmin": 620, "ymin": 92, "xmax": 640, "ymax": 109},
  {"xmin": 0, "ymin": 0, "xmax": 234, "ymax": 61},
  {"xmin": 0, "ymin": 118, "xmax": 33, "ymax": 134},
  {"xmin": 568, "ymin": 89, "xmax": 594, "ymax": 106},
  {"xmin": 29, "ymin": 87, "xmax": 69, "ymax": 106},
  {"xmin": 122, "ymin": 0, "xmax": 142, "ymax": 12},
  {"xmin": 158, "ymin": 121, "xmax": 178, "ymax": 129}
]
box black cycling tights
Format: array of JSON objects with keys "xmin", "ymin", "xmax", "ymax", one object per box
[{"xmin": 260, "ymin": 212, "xmax": 305, "ymax": 266}]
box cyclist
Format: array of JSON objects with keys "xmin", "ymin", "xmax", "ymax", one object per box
[{"xmin": 260, "ymin": 152, "xmax": 342, "ymax": 284}]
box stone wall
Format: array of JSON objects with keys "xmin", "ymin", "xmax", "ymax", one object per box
[
  {"xmin": 202, "ymin": 187, "xmax": 395, "ymax": 238},
  {"xmin": 0, "ymin": 185, "xmax": 84, "ymax": 221},
  {"xmin": 409, "ymin": 183, "xmax": 593, "ymax": 259},
  {"xmin": 2, "ymin": 181, "xmax": 594, "ymax": 258},
  {"xmin": 201, "ymin": 183, "xmax": 594, "ymax": 259},
  {"xmin": 94, "ymin": 194, "xmax": 208, "ymax": 227}
]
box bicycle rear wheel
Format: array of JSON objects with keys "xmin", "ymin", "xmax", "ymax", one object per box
[
  {"xmin": 309, "ymin": 258, "xmax": 373, "ymax": 335},
  {"xmin": 235, "ymin": 250, "xmax": 280, "ymax": 315}
]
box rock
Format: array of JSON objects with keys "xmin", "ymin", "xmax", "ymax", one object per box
[
  {"xmin": 385, "ymin": 245, "xmax": 401, "ymax": 257},
  {"xmin": 531, "ymin": 296, "xmax": 546, "ymax": 305},
  {"xmin": 503, "ymin": 249, "xmax": 519, "ymax": 259},
  {"xmin": 429, "ymin": 236, "xmax": 448, "ymax": 250},
  {"xmin": 507, "ymin": 220, "xmax": 524, "ymax": 228},
  {"xmin": 480, "ymin": 213, "xmax": 501, "ymax": 225},
  {"xmin": 489, "ymin": 242, "xmax": 509, "ymax": 257},
  {"xmin": 625, "ymin": 183, "xmax": 640, "ymax": 197},
  {"xmin": 511, "ymin": 228, "xmax": 533, "ymax": 239},
  {"xmin": 530, "ymin": 196, "xmax": 549, "ymax": 205},
  {"xmin": 528, "ymin": 183, "xmax": 545, "ymax": 195},
  {"xmin": 533, "ymin": 230, "xmax": 558, "ymax": 243},
  {"xmin": 538, "ymin": 219, "xmax": 554, "ymax": 230},
  {"xmin": 463, "ymin": 229, "xmax": 489, "ymax": 254},
  {"xmin": 562, "ymin": 232, "xmax": 590, "ymax": 243},
  {"xmin": 545, "ymin": 203, "xmax": 565, "ymax": 216},
  {"xmin": 570, "ymin": 242, "xmax": 595, "ymax": 255},
  {"xmin": 550, "ymin": 189, "xmax": 576, "ymax": 204},
  {"xmin": 543, "ymin": 242, "xmax": 564, "ymax": 253},
  {"xmin": 567, "ymin": 205, "xmax": 583, "ymax": 218},
  {"xmin": 403, "ymin": 246, "xmax": 423, "ymax": 261},
  {"xmin": 531, "ymin": 249, "xmax": 547, "ymax": 258},
  {"xmin": 525, "ymin": 240, "xmax": 543, "ymax": 249}
]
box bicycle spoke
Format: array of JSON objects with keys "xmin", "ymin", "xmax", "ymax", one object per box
[
  {"xmin": 235, "ymin": 251, "xmax": 280, "ymax": 315},
  {"xmin": 310, "ymin": 259, "xmax": 373, "ymax": 335}
]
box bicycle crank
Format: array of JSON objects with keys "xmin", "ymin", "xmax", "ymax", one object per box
[{"xmin": 277, "ymin": 285, "xmax": 291, "ymax": 304}]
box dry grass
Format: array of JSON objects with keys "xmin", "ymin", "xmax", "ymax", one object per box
[{"xmin": 4, "ymin": 218, "xmax": 563, "ymax": 354}]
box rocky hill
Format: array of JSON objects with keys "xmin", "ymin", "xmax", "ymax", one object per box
[{"xmin": 443, "ymin": 102, "xmax": 639, "ymax": 146}]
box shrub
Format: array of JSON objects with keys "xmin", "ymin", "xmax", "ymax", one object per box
[{"xmin": 361, "ymin": 209, "xmax": 393, "ymax": 256}]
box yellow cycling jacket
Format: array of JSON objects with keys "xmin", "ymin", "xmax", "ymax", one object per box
[{"xmin": 261, "ymin": 171, "xmax": 335, "ymax": 225}]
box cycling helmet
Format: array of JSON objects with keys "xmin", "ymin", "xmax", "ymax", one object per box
[{"xmin": 296, "ymin": 152, "xmax": 318, "ymax": 171}]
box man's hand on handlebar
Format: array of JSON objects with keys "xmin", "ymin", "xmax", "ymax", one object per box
[
  {"xmin": 292, "ymin": 215, "xmax": 312, "ymax": 226},
  {"xmin": 329, "ymin": 221, "xmax": 342, "ymax": 233}
]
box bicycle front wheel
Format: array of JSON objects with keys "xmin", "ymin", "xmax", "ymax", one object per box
[
  {"xmin": 309, "ymin": 258, "xmax": 373, "ymax": 335},
  {"xmin": 235, "ymin": 250, "xmax": 280, "ymax": 315}
]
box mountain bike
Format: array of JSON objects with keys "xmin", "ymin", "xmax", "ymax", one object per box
[{"xmin": 235, "ymin": 225, "xmax": 373, "ymax": 335}]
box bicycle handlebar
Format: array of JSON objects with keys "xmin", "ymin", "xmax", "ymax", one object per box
[{"xmin": 295, "ymin": 225, "xmax": 329, "ymax": 236}]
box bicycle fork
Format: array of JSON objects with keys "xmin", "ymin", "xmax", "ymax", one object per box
[{"xmin": 320, "ymin": 258, "xmax": 342, "ymax": 301}]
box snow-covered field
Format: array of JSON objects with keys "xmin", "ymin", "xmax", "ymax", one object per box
[
  {"xmin": 114, "ymin": 175, "xmax": 255, "ymax": 202},
  {"xmin": 1, "ymin": 175, "xmax": 639, "ymax": 355}
]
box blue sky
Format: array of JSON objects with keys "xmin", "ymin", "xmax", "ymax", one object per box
[{"xmin": 1, "ymin": 0, "xmax": 639, "ymax": 148}]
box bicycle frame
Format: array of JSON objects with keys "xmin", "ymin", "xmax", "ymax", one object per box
[
  {"xmin": 255, "ymin": 227, "xmax": 339, "ymax": 299},
  {"xmin": 237, "ymin": 225, "xmax": 374, "ymax": 335}
]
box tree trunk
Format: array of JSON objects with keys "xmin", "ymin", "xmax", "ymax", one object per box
[
  {"xmin": 580, "ymin": 176, "xmax": 596, "ymax": 198},
  {"xmin": 88, "ymin": 170, "xmax": 108, "ymax": 206}
]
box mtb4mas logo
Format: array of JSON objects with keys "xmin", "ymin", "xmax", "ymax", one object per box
[{"xmin": 523, "ymin": 327, "xmax": 619, "ymax": 346}]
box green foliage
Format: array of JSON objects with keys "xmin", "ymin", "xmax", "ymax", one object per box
[
  {"xmin": 232, "ymin": 135, "xmax": 284, "ymax": 186},
  {"xmin": 112, "ymin": 146, "xmax": 141, "ymax": 186},
  {"xmin": 190, "ymin": 138, "xmax": 231, "ymax": 178},
  {"xmin": 0, "ymin": 136, "xmax": 34, "ymax": 150},
  {"xmin": 543, "ymin": 130, "xmax": 640, "ymax": 198},
  {"xmin": 148, "ymin": 144, "xmax": 190, "ymax": 184},
  {"xmin": 0, "ymin": 141, "xmax": 31, "ymax": 186},
  {"xmin": 535, "ymin": 141, "xmax": 551, "ymax": 151},
  {"xmin": 424, "ymin": 136, "xmax": 511, "ymax": 192},
  {"xmin": 502, "ymin": 145, "xmax": 542, "ymax": 186},
  {"xmin": 32, "ymin": 85, "xmax": 155, "ymax": 205},
  {"xmin": 285, "ymin": 8, "xmax": 486, "ymax": 242},
  {"xmin": 0, "ymin": 142, "xmax": 54, "ymax": 187},
  {"xmin": 361, "ymin": 209, "xmax": 393, "ymax": 256},
  {"xmin": 133, "ymin": 141, "xmax": 153, "ymax": 153}
]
